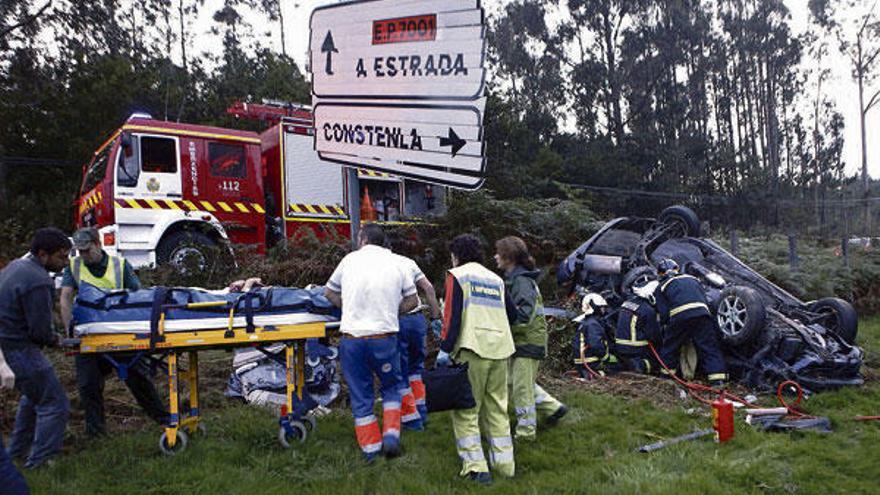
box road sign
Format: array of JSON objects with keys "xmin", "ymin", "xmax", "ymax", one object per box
[
  {"xmin": 309, "ymin": 0, "xmax": 486, "ymax": 100},
  {"xmin": 314, "ymin": 102, "xmax": 485, "ymax": 189}
]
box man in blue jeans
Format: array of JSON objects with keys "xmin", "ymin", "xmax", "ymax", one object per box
[
  {"xmin": 0, "ymin": 228, "xmax": 72, "ymax": 470},
  {"xmin": 324, "ymin": 224, "xmax": 418, "ymax": 462},
  {"xmin": 0, "ymin": 435, "xmax": 30, "ymax": 494}
]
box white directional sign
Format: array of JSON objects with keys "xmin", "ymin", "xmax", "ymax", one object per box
[
  {"xmin": 309, "ymin": 0, "xmax": 486, "ymax": 100},
  {"xmin": 314, "ymin": 102, "xmax": 485, "ymax": 189}
]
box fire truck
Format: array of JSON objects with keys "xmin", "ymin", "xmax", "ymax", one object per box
[{"xmin": 74, "ymin": 103, "xmax": 446, "ymax": 268}]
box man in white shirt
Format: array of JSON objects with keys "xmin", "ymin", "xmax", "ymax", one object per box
[{"xmin": 324, "ymin": 224, "xmax": 418, "ymax": 462}]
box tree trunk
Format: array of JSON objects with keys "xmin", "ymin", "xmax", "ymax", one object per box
[
  {"xmin": 858, "ymin": 54, "xmax": 870, "ymax": 235},
  {"xmin": 278, "ymin": 2, "xmax": 287, "ymax": 58},
  {"xmin": 0, "ymin": 146, "xmax": 6, "ymax": 207},
  {"xmin": 178, "ymin": 0, "xmax": 187, "ymax": 72}
]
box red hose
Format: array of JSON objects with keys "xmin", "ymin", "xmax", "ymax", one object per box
[
  {"xmin": 775, "ymin": 380, "xmax": 811, "ymax": 418},
  {"xmin": 648, "ymin": 343, "xmax": 757, "ymax": 407}
]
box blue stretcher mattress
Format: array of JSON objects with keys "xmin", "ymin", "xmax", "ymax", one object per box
[{"xmin": 73, "ymin": 283, "xmax": 339, "ymax": 336}]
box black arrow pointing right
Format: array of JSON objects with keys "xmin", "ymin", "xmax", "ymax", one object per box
[
  {"xmin": 321, "ymin": 30, "xmax": 338, "ymax": 75},
  {"xmin": 440, "ymin": 127, "xmax": 466, "ymax": 157}
]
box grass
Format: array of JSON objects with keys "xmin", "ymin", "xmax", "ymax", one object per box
[{"xmin": 14, "ymin": 319, "xmax": 880, "ymax": 495}]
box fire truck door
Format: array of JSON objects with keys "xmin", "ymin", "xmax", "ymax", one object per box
[
  {"xmin": 115, "ymin": 133, "xmax": 182, "ymax": 200},
  {"xmin": 203, "ymin": 141, "xmax": 258, "ymax": 209}
]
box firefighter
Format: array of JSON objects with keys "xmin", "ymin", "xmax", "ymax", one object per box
[
  {"xmin": 613, "ymin": 276, "xmax": 662, "ymax": 374},
  {"xmin": 324, "ymin": 224, "xmax": 419, "ymax": 462},
  {"xmin": 494, "ymin": 236, "xmax": 567, "ymax": 441},
  {"xmin": 0, "ymin": 228, "xmax": 71, "ymax": 470},
  {"xmin": 654, "ymin": 259, "xmax": 728, "ymax": 386},
  {"xmin": 572, "ymin": 293, "xmax": 612, "ymax": 378},
  {"xmin": 59, "ymin": 227, "xmax": 168, "ymax": 437},
  {"xmin": 440, "ymin": 234, "xmax": 516, "ymax": 484}
]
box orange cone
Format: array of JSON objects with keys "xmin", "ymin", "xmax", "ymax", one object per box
[{"xmin": 360, "ymin": 186, "xmax": 377, "ymax": 221}]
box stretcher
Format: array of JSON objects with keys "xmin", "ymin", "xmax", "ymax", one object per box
[{"xmin": 65, "ymin": 284, "xmax": 338, "ymax": 455}]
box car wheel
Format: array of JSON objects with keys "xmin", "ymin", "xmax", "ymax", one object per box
[
  {"xmin": 621, "ymin": 265, "xmax": 657, "ymax": 296},
  {"xmin": 658, "ymin": 205, "xmax": 701, "ymax": 237},
  {"xmin": 157, "ymin": 231, "xmax": 216, "ymax": 273},
  {"xmin": 716, "ymin": 286, "xmax": 765, "ymax": 346},
  {"xmin": 809, "ymin": 297, "xmax": 858, "ymax": 344}
]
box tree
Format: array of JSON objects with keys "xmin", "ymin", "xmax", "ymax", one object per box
[{"xmin": 811, "ymin": 0, "xmax": 880, "ymax": 231}]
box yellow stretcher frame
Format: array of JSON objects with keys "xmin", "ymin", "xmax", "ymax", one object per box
[{"xmin": 72, "ymin": 299, "xmax": 328, "ymax": 455}]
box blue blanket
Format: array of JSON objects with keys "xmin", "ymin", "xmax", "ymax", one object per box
[{"xmin": 73, "ymin": 283, "xmax": 339, "ymax": 326}]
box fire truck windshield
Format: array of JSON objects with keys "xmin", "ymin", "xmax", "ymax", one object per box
[{"xmin": 82, "ymin": 144, "xmax": 111, "ymax": 193}]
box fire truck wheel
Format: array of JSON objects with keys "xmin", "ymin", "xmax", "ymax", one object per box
[{"xmin": 157, "ymin": 231, "xmax": 216, "ymax": 272}]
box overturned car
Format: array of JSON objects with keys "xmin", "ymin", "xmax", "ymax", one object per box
[{"xmin": 557, "ymin": 206, "xmax": 863, "ymax": 391}]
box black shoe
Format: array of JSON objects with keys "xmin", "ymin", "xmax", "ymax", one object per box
[
  {"xmin": 382, "ymin": 438, "xmax": 401, "ymax": 458},
  {"xmin": 545, "ymin": 405, "xmax": 568, "ymax": 427},
  {"xmin": 467, "ymin": 471, "xmax": 493, "ymax": 485}
]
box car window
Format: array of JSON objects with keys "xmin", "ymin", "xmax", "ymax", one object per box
[
  {"xmin": 141, "ymin": 136, "xmax": 177, "ymax": 174},
  {"xmin": 209, "ymin": 142, "xmax": 247, "ymax": 178},
  {"xmin": 117, "ymin": 137, "xmax": 140, "ymax": 188}
]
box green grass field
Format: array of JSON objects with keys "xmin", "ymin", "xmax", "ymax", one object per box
[{"xmin": 17, "ymin": 319, "xmax": 880, "ymax": 495}]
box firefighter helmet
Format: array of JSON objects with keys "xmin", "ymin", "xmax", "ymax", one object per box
[
  {"xmin": 580, "ymin": 292, "xmax": 608, "ymax": 316},
  {"xmin": 656, "ymin": 258, "xmax": 680, "ymax": 277}
]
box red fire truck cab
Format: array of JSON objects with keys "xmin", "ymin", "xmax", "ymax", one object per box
[{"xmin": 74, "ymin": 110, "xmax": 446, "ymax": 268}]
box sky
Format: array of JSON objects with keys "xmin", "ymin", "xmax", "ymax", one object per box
[{"xmin": 186, "ymin": 0, "xmax": 879, "ymax": 179}]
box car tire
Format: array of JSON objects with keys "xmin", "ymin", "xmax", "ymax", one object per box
[
  {"xmin": 716, "ymin": 286, "xmax": 765, "ymax": 347},
  {"xmin": 809, "ymin": 297, "xmax": 858, "ymax": 344},
  {"xmin": 157, "ymin": 230, "xmax": 217, "ymax": 272},
  {"xmin": 658, "ymin": 205, "xmax": 701, "ymax": 237},
  {"xmin": 621, "ymin": 265, "xmax": 657, "ymax": 296}
]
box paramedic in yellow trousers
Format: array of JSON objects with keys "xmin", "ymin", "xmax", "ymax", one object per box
[
  {"xmin": 439, "ymin": 234, "xmax": 515, "ymax": 485},
  {"xmin": 60, "ymin": 227, "xmax": 168, "ymax": 437},
  {"xmin": 494, "ymin": 236, "xmax": 567, "ymax": 440}
]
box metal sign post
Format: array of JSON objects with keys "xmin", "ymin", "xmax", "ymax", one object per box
[
  {"xmin": 346, "ymin": 167, "xmax": 361, "ymax": 249},
  {"xmin": 309, "ymin": 0, "xmax": 488, "ymax": 190}
]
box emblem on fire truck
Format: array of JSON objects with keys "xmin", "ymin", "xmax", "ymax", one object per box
[{"xmin": 147, "ymin": 177, "xmax": 160, "ymax": 192}]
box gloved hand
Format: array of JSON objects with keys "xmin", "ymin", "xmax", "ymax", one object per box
[
  {"xmin": 435, "ymin": 350, "xmax": 451, "ymax": 367},
  {"xmin": 0, "ymin": 348, "xmax": 15, "ymax": 389},
  {"xmin": 430, "ymin": 318, "xmax": 443, "ymax": 339}
]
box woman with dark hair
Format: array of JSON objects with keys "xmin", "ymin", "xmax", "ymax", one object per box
[
  {"xmin": 439, "ymin": 234, "xmax": 516, "ymax": 484},
  {"xmin": 494, "ymin": 236, "xmax": 567, "ymax": 441}
]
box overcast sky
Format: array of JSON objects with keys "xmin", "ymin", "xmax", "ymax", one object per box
[{"xmin": 188, "ymin": 0, "xmax": 879, "ymax": 179}]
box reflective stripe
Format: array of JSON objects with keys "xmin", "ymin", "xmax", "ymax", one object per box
[
  {"xmin": 489, "ymin": 436, "xmax": 513, "ymax": 449},
  {"xmin": 399, "ymin": 387, "xmax": 413, "ymax": 396},
  {"xmin": 615, "ymin": 339, "xmax": 649, "ymax": 347},
  {"xmin": 72, "ymin": 257, "xmax": 82, "ymax": 285},
  {"xmin": 459, "ymin": 451, "xmax": 486, "ymax": 462},
  {"xmin": 517, "ymin": 418, "xmax": 537, "ymax": 427},
  {"xmin": 490, "ymin": 450, "xmax": 514, "ymax": 464},
  {"xmin": 354, "ymin": 415, "xmax": 377, "ymax": 426},
  {"xmin": 643, "ymin": 360, "xmax": 652, "ymax": 373},
  {"xmin": 708, "ymin": 373, "xmax": 728, "ymax": 381},
  {"xmin": 456, "ymin": 435, "xmax": 481, "ymax": 449},
  {"xmin": 669, "ymin": 302, "xmax": 709, "ymax": 317},
  {"xmin": 383, "ymin": 401, "xmax": 401, "ymax": 410},
  {"xmin": 661, "ymin": 368, "xmax": 676, "ymax": 376},
  {"xmin": 514, "ymin": 406, "xmax": 536, "ymax": 417},
  {"xmin": 111, "ymin": 256, "xmax": 123, "ymax": 289},
  {"xmin": 383, "ymin": 428, "xmax": 400, "ymax": 438},
  {"xmin": 363, "ymin": 442, "xmax": 382, "ymax": 454},
  {"xmin": 408, "ymin": 374, "xmax": 422, "ymax": 382},
  {"xmin": 402, "ymin": 412, "xmax": 422, "ymax": 423},
  {"xmin": 630, "ymin": 314, "xmax": 638, "ymax": 343},
  {"xmin": 661, "ymin": 274, "xmax": 699, "ymax": 292}
]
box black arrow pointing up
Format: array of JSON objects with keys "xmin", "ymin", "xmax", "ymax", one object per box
[
  {"xmin": 321, "ymin": 30, "xmax": 338, "ymax": 75},
  {"xmin": 440, "ymin": 128, "xmax": 466, "ymax": 157}
]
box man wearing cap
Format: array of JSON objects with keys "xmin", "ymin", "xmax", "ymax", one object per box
[{"xmin": 60, "ymin": 227, "xmax": 168, "ymax": 438}]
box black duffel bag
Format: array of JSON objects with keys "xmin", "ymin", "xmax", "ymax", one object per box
[{"xmin": 424, "ymin": 362, "xmax": 476, "ymax": 413}]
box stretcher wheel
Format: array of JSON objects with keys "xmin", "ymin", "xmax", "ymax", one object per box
[
  {"xmin": 278, "ymin": 421, "xmax": 308, "ymax": 448},
  {"xmin": 159, "ymin": 430, "xmax": 189, "ymax": 456},
  {"xmin": 189, "ymin": 422, "xmax": 207, "ymax": 436}
]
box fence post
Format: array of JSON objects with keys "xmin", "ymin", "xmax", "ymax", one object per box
[
  {"xmin": 730, "ymin": 230, "xmax": 739, "ymax": 257},
  {"xmin": 788, "ymin": 235, "xmax": 799, "ymax": 272},
  {"xmin": 841, "ymin": 237, "xmax": 849, "ymax": 268}
]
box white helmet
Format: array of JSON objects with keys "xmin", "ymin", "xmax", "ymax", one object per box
[
  {"xmin": 633, "ymin": 280, "xmax": 659, "ymax": 301},
  {"xmin": 580, "ymin": 293, "xmax": 608, "ymax": 316}
]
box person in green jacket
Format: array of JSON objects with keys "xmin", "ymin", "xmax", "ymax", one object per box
[{"xmin": 494, "ymin": 236, "xmax": 568, "ymax": 440}]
